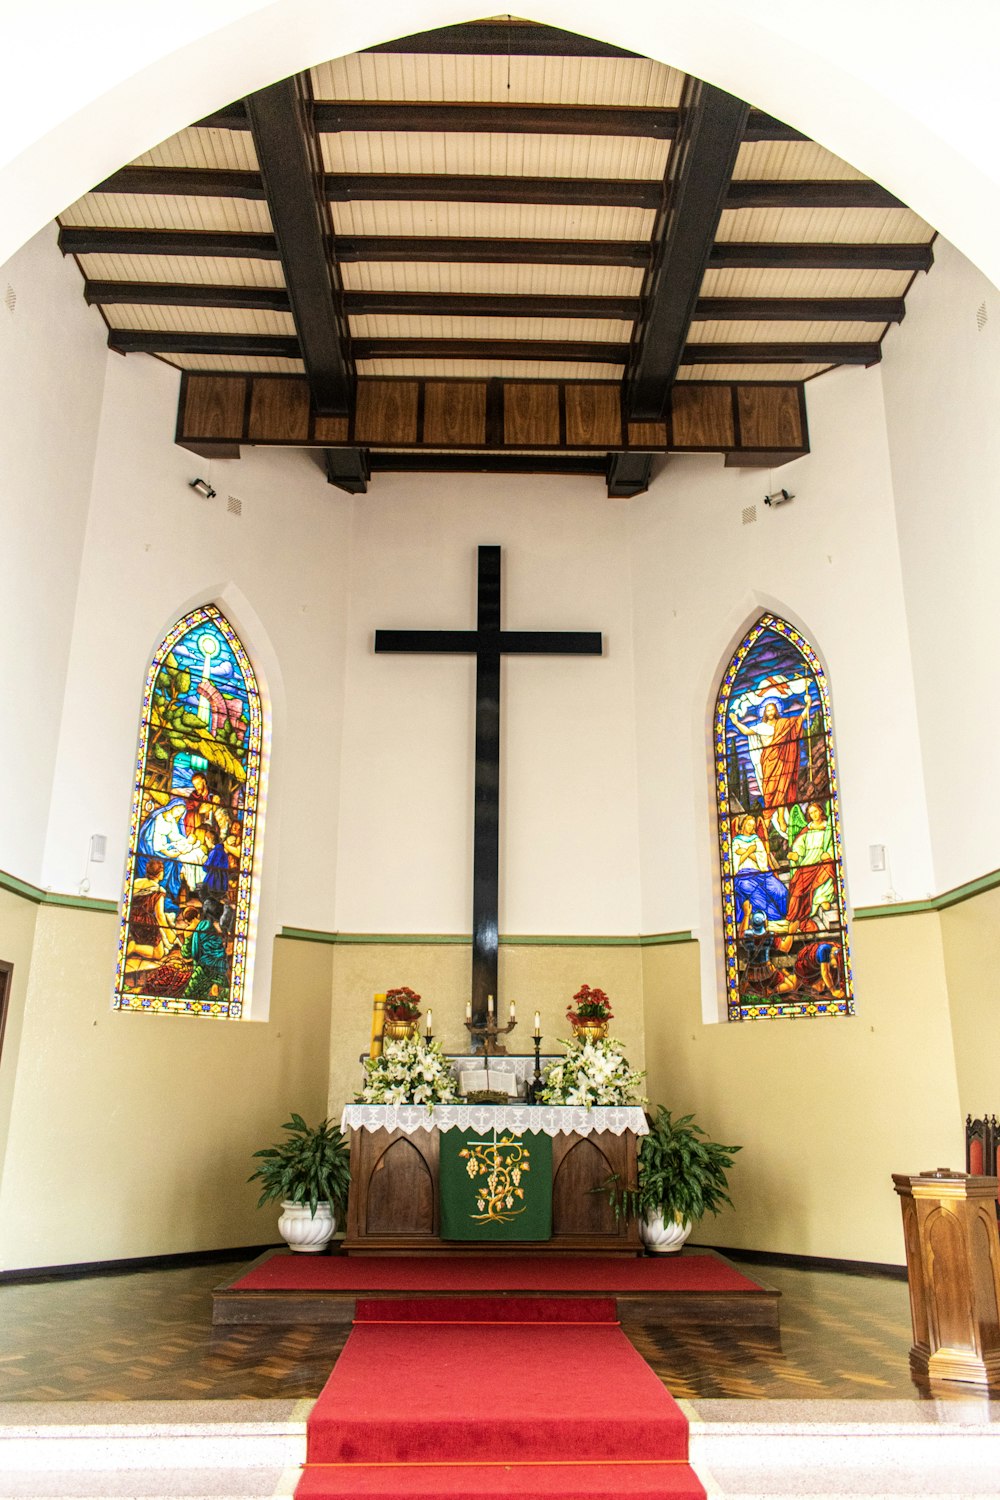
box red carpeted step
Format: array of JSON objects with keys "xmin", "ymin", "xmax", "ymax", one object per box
[
  {"xmin": 296, "ymin": 1460, "xmax": 705, "ymax": 1499},
  {"xmin": 231, "ymin": 1252, "xmax": 763, "ymax": 1295},
  {"xmin": 353, "ymin": 1296, "xmax": 619, "ymax": 1324},
  {"xmin": 306, "ymin": 1322, "xmax": 690, "ymax": 1466}
]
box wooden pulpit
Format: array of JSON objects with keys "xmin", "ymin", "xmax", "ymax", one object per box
[{"xmin": 893, "ymin": 1168, "xmax": 1000, "ymax": 1388}]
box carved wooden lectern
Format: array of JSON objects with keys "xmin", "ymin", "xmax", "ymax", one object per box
[{"xmin": 893, "ymin": 1169, "xmax": 1000, "ymax": 1388}]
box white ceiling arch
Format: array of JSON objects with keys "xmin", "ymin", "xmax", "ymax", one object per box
[{"xmin": 2, "ymin": 1, "xmax": 1000, "ymax": 290}]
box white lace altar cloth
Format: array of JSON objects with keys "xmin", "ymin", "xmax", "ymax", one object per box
[{"xmin": 341, "ymin": 1103, "xmax": 649, "ymax": 1137}]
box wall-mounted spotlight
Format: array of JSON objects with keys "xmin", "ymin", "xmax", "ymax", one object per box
[
  {"xmin": 189, "ymin": 478, "xmax": 217, "ymax": 499},
  {"xmin": 763, "ymin": 488, "xmax": 795, "ymax": 507}
]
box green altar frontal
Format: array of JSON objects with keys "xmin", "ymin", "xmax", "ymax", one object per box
[{"xmin": 439, "ymin": 1127, "xmax": 553, "ymax": 1241}]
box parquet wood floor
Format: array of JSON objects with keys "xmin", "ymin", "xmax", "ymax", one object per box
[{"xmin": 0, "ymin": 1256, "xmax": 924, "ymax": 1402}]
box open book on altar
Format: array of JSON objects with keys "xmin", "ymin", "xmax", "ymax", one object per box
[{"xmin": 458, "ymin": 1067, "xmax": 523, "ymax": 1099}]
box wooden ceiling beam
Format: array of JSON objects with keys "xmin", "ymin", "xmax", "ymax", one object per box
[
  {"xmin": 61, "ymin": 229, "xmax": 932, "ymax": 275},
  {"xmin": 113, "ymin": 328, "xmax": 882, "ymax": 366},
  {"xmin": 694, "ymin": 296, "xmax": 906, "ymax": 322},
  {"xmin": 709, "ymin": 242, "xmax": 934, "ymax": 271},
  {"xmin": 334, "ymin": 236, "xmax": 651, "ymax": 266},
  {"xmin": 85, "ymin": 283, "xmax": 904, "ymax": 326},
  {"xmin": 107, "ymin": 330, "xmax": 301, "ymax": 357},
  {"xmin": 725, "ymin": 180, "xmax": 904, "ymax": 210},
  {"xmin": 245, "ymin": 73, "xmax": 354, "ymax": 415},
  {"xmin": 684, "ymin": 341, "xmax": 881, "ymax": 364},
  {"xmin": 313, "ymin": 102, "xmax": 680, "ymax": 137},
  {"xmin": 200, "ymin": 98, "xmax": 804, "ymax": 141},
  {"xmin": 351, "ymin": 337, "xmax": 631, "ymax": 362},
  {"xmin": 58, "ymin": 227, "xmax": 281, "ymax": 259},
  {"xmin": 626, "ymin": 79, "xmax": 749, "ymax": 421},
  {"xmin": 324, "ymin": 174, "xmax": 663, "ymax": 208},
  {"xmin": 86, "ymin": 280, "xmax": 290, "ymax": 311},
  {"xmin": 91, "ymin": 166, "xmax": 901, "ymax": 213}
]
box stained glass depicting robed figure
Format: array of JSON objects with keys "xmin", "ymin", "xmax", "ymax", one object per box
[
  {"xmin": 715, "ymin": 615, "xmax": 853, "ymax": 1021},
  {"xmin": 113, "ymin": 605, "xmax": 263, "ymax": 1019}
]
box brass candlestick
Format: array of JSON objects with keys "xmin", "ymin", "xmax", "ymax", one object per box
[{"xmin": 465, "ymin": 998, "xmax": 517, "ymax": 1056}]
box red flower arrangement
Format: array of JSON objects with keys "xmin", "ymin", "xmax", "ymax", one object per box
[
  {"xmin": 566, "ymin": 984, "xmax": 614, "ymax": 1026},
  {"xmin": 385, "ymin": 986, "xmax": 422, "ymax": 1021}
]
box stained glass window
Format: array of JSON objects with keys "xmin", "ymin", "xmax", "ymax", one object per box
[
  {"xmin": 714, "ymin": 614, "xmax": 854, "ymax": 1022},
  {"xmin": 113, "ymin": 605, "xmax": 264, "ymax": 1019}
]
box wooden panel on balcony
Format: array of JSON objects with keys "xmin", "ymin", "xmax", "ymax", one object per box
[
  {"xmin": 178, "ymin": 375, "xmax": 246, "ymax": 440},
  {"xmin": 423, "ymin": 381, "xmax": 486, "ymax": 445},
  {"xmin": 627, "ymin": 420, "xmax": 668, "ymax": 448},
  {"xmin": 565, "ymin": 384, "xmax": 621, "ymax": 447},
  {"xmin": 313, "ymin": 415, "xmax": 351, "ymax": 442},
  {"xmin": 248, "ymin": 377, "xmax": 311, "ymax": 441},
  {"xmin": 737, "ymin": 384, "xmax": 805, "ymax": 450},
  {"xmin": 670, "ymin": 385, "xmax": 735, "ymax": 448},
  {"xmin": 504, "ymin": 383, "xmax": 560, "ymax": 446},
  {"xmin": 354, "ymin": 380, "xmax": 419, "ymax": 444}
]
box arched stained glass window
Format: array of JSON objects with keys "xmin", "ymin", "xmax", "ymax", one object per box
[
  {"xmin": 113, "ymin": 605, "xmax": 264, "ymax": 1019},
  {"xmin": 715, "ymin": 614, "xmax": 853, "ymax": 1022}
]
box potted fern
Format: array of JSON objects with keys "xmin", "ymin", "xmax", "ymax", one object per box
[
  {"xmin": 249, "ymin": 1114, "xmax": 351, "ymax": 1253},
  {"xmin": 635, "ymin": 1106, "xmax": 740, "ymax": 1253}
]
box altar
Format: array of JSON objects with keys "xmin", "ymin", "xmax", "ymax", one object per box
[{"xmin": 340, "ymin": 1102, "xmax": 647, "ymax": 1254}]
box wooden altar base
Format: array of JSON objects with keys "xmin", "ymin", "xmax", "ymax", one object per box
[{"xmin": 211, "ymin": 1247, "xmax": 781, "ymax": 1337}]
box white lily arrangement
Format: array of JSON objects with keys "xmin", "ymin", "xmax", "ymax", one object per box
[
  {"xmin": 538, "ymin": 1036, "xmax": 645, "ymax": 1108},
  {"xmin": 356, "ymin": 1036, "xmax": 461, "ymax": 1107}
]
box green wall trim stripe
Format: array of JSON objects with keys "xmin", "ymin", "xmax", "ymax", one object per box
[
  {"xmin": 0, "ymin": 867, "xmax": 117, "ymax": 914},
  {"xmin": 279, "ymin": 927, "xmax": 696, "ymax": 947},
  {"xmin": 7, "ymin": 859, "xmax": 1000, "ymax": 934}
]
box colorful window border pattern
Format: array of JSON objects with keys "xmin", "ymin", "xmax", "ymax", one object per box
[
  {"xmin": 113, "ymin": 604, "xmax": 263, "ymax": 1019},
  {"xmin": 714, "ymin": 614, "xmax": 854, "ymax": 1022}
]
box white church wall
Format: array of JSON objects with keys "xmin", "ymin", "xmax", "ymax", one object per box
[
  {"xmin": 0, "ymin": 224, "xmax": 109, "ymax": 887},
  {"xmin": 333, "ymin": 473, "xmax": 642, "ymax": 937},
  {"xmin": 629, "ymin": 363, "xmax": 936, "ymax": 973},
  {"xmin": 39, "ymin": 343, "xmax": 356, "ymax": 1014},
  {"xmin": 881, "ymin": 236, "xmax": 1000, "ymax": 894}
]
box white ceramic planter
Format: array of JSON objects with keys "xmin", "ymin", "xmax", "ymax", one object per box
[
  {"xmin": 639, "ymin": 1209, "xmax": 692, "ymax": 1254},
  {"xmin": 278, "ymin": 1199, "xmax": 336, "ymax": 1253}
]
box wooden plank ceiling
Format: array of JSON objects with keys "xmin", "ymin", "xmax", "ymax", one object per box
[{"xmin": 57, "ymin": 18, "xmax": 935, "ymax": 495}]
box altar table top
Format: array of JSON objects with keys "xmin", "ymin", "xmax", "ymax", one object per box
[{"xmin": 341, "ymin": 1103, "xmax": 649, "ymax": 1136}]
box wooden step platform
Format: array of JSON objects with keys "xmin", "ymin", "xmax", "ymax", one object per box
[{"xmin": 211, "ymin": 1248, "xmax": 780, "ymax": 1336}]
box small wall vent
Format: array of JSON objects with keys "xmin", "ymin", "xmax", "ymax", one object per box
[
  {"xmin": 977, "ymin": 300, "xmax": 989, "ymax": 332},
  {"xmin": 227, "ymin": 494, "xmax": 243, "ymax": 516},
  {"xmin": 4, "ymin": 284, "xmax": 15, "ymax": 315},
  {"xmin": 741, "ymin": 504, "xmax": 757, "ymax": 526}
]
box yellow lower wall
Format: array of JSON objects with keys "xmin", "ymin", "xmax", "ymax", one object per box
[
  {"xmin": 642, "ymin": 911, "xmax": 962, "ymax": 1265},
  {"xmin": 939, "ymin": 883, "xmax": 1000, "ymax": 1120},
  {"xmin": 0, "ymin": 899, "xmax": 333, "ymax": 1271},
  {"xmin": 5, "ymin": 883, "xmax": 997, "ymax": 1271}
]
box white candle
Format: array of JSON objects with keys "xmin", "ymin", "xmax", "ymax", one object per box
[
  {"xmin": 465, "ymin": 1000, "xmax": 472, "ymax": 1021},
  {"xmin": 533, "ymin": 1010, "xmax": 541, "ymax": 1037},
  {"xmin": 510, "ymin": 999, "xmax": 516, "ymax": 1023},
  {"xmin": 488, "ymin": 994, "xmax": 495, "ymax": 1017},
  {"xmin": 425, "ymin": 1009, "xmax": 433, "ymax": 1035}
]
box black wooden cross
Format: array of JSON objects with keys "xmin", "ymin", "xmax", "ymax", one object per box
[{"xmin": 375, "ymin": 545, "xmax": 603, "ymax": 1024}]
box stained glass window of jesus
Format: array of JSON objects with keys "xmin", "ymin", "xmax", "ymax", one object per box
[
  {"xmin": 113, "ymin": 605, "xmax": 263, "ymax": 1019},
  {"xmin": 715, "ymin": 614, "xmax": 854, "ymax": 1022}
]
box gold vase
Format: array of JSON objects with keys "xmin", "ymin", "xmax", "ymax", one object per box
[
  {"xmin": 383, "ymin": 1018, "xmax": 419, "ymax": 1041},
  {"xmin": 572, "ymin": 1020, "xmax": 608, "ymax": 1044}
]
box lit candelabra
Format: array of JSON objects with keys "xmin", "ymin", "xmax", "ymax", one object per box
[{"xmin": 464, "ymin": 995, "xmax": 517, "ymax": 1056}]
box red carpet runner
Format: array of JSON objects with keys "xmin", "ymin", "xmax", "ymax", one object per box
[
  {"xmin": 234, "ymin": 1251, "xmax": 761, "ymax": 1294},
  {"xmin": 295, "ymin": 1295, "xmax": 705, "ymax": 1500}
]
